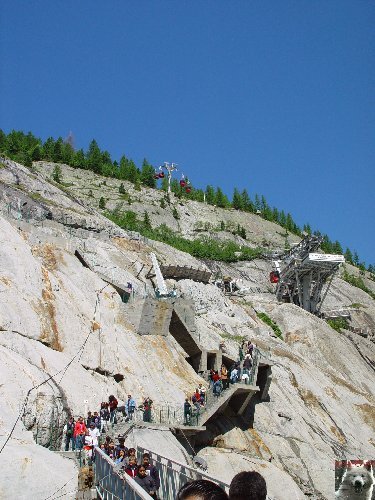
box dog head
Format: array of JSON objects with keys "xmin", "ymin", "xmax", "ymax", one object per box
[{"xmin": 343, "ymin": 461, "xmax": 374, "ymax": 494}]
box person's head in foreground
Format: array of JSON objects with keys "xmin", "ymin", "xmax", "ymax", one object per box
[
  {"xmin": 229, "ymin": 471, "xmax": 267, "ymax": 500},
  {"xmin": 176, "ymin": 479, "xmax": 229, "ymax": 500}
]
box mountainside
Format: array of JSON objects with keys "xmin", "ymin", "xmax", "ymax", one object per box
[{"xmin": 0, "ymin": 158, "xmax": 374, "ymax": 500}]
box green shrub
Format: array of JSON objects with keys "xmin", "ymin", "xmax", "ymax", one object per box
[
  {"xmin": 105, "ymin": 211, "xmax": 263, "ymax": 263},
  {"xmin": 257, "ymin": 312, "xmax": 283, "ymax": 340},
  {"xmin": 327, "ymin": 318, "xmax": 349, "ymax": 333},
  {"xmin": 342, "ymin": 269, "xmax": 375, "ymax": 300},
  {"xmin": 172, "ymin": 207, "xmax": 180, "ymax": 220},
  {"xmin": 99, "ymin": 197, "xmax": 106, "ymax": 209}
]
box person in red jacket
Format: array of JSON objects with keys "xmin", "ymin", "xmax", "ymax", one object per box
[
  {"xmin": 125, "ymin": 456, "xmax": 138, "ymax": 478},
  {"xmin": 73, "ymin": 416, "xmax": 87, "ymax": 450}
]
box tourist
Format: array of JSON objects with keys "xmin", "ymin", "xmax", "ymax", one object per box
[
  {"xmin": 88, "ymin": 421, "xmax": 100, "ymax": 447},
  {"xmin": 142, "ymin": 397, "xmax": 153, "ymax": 422},
  {"xmin": 230, "ymin": 366, "xmax": 238, "ymax": 384},
  {"xmin": 229, "ymin": 471, "xmax": 267, "ymax": 500},
  {"xmin": 247, "ymin": 341, "xmax": 254, "ymax": 357},
  {"xmin": 221, "ymin": 364, "xmax": 229, "ymax": 390},
  {"xmin": 142, "ymin": 453, "xmax": 160, "ymax": 492},
  {"xmin": 100, "ymin": 402, "xmax": 110, "ymax": 432},
  {"xmin": 83, "ymin": 430, "xmax": 94, "ymax": 465},
  {"xmin": 184, "ymin": 398, "xmax": 192, "ymax": 425},
  {"xmin": 108, "ymin": 395, "xmax": 118, "ymax": 425},
  {"xmin": 73, "ymin": 416, "xmax": 87, "ymax": 450},
  {"xmin": 134, "ymin": 465, "xmax": 158, "ymax": 498},
  {"xmin": 243, "ymin": 354, "xmax": 252, "ymax": 371},
  {"xmin": 64, "ymin": 416, "xmax": 75, "ymax": 451},
  {"xmin": 92, "ymin": 411, "xmax": 101, "ymax": 430},
  {"xmin": 192, "ymin": 388, "xmax": 201, "ymax": 405},
  {"xmin": 86, "ymin": 411, "xmax": 94, "ymax": 427},
  {"xmin": 198, "ymin": 383, "xmax": 206, "ymax": 404},
  {"xmin": 212, "ymin": 371, "xmax": 222, "ymax": 396},
  {"xmin": 241, "ymin": 368, "xmax": 250, "ymax": 384},
  {"xmin": 115, "ymin": 449, "xmax": 127, "ymax": 465},
  {"xmin": 125, "ymin": 456, "xmax": 138, "ymax": 478},
  {"xmin": 115, "ymin": 435, "xmax": 128, "ymax": 458},
  {"xmin": 126, "ymin": 394, "xmax": 137, "ymax": 420},
  {"xmin": 177, "ymin": 479, "xmax": 229, "ymax": 500}
]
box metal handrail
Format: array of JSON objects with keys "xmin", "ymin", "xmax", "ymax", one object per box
[
  {"xmin": 95, "ymin": 447, "xmax": 153, "ymax": 500},
  {"xmin": 137, "ymin": 446, "xmax": 230, "ymax": 499}
]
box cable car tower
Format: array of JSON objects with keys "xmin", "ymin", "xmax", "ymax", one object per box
[
  {"xmin": 271, "ymin": 235, "xmax": 345, "ymax": 315},
  {"xmin": 154, "ymin": 162, "xmax": 192, "ymax": 195}
]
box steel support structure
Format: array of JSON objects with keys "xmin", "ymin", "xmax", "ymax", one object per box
[{"xmin": 275, "ymin": 236, "xmax": 345, "ymax": 315}]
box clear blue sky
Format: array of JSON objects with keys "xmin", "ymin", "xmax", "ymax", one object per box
[{"xmin": 1, "ymin": 1, "xmax": 374, "ymax": 264}]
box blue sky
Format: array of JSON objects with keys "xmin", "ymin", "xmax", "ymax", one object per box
[{"xmin": 1, "ymin": 1, "xmax": 374, "ymax": 264}]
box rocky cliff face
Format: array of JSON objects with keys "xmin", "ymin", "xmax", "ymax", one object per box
[{"xmin": 0, "ymin": 158, "xmax": 374, "ymax": 500}]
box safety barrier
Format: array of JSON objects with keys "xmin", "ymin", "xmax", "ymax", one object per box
[
  {"xmin": 137, "ymin": 446, "xmax": 230, "ymax": 499},
  {"xmin": 95, "ymin": 447, "xmax": 152, "ymax": 500}
]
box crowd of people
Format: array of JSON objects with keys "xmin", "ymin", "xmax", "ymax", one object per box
[
  {"xmin": 100, "ymin": 434, "xmax": 160, "ymax": 498},
  {"xmin": 63, "ymin": 393, "xmax": 153, "ymax": 453},
  {"xmin": 183, "ymin": 340, "xmax": 255, "ymax": 424}
]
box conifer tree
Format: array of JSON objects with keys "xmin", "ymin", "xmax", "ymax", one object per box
[
  {"xmin": 86, "ymin": 139, "xmax": 103, "ymax": 174},
  {"xmin": 143, "ymin": 211, "xmax": 152, "ymax": 229},
  {"xmin": 205, "ymin": 185, "xmax": 216, "ymax": 205},
  {"xmin": 241, "ymin": 189, "xmax": 253, "ymax": 212},
  {"xmin": 344, "ymin": 248, "xmax": 353, "ymax": 264},
  {"xmin": 52, "ymin": 164, "xmax": 62, "ymax": 183},
  {"xmin": 140, "ymin": 159, "xmax": 156, "ymax": 188},
  {"xmin": 232, "ymin": 188, "xmax": 243, "ymax": 210},
  {"xmin": 215, "ymin": 187, "xmax": 229, "ymax": 208},
  {"xmin": 73, "ymin": 149, "xmax": 86, "ymax": 169}
]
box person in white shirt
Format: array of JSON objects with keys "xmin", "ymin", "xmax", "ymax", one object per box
[{"xmin": 88, "ymin": 422, "xmax": 100, "ymax": 446}]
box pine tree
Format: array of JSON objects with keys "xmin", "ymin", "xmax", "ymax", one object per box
[
  {"xmin": 241, "ymin": 189, "xmax": 253, "ymax": 212},
  {"xmin": 52, "ymin": 164, "xmax": 62, "ymax": 183},
  {"xmin": 0, "ymin": 129, "xmax": 7, "ymax": 152},
  {"xmin": 332, "ymin": 241, "xmax": 343, "ymax": 254},
  {"xmin": 73, "ymin": 149, "xmax": 86, "ymax": 169},
  {"xmin": 353, "ymin": 251, "xmax": 360, "ymax": 266},
  {"xmin": 160, "ymin": 198, "xmax": 166, "ymax": 209},
  {"xmin": 254, "ymin": 194, "xmax": 261, "ymax": 212},
  {"xmin": 215, "ymin": 187, "xmax": 229, "ymax": 208},
  {"xmin": 53, "ymin": 137, "xmax": 64, "ymax": 162},
  {"xmin": 344, "ymin": 248, "xmax": 353, "ymax": 264},
  {"xmin": 279, "ymin": 210, "xmax": 287, "ymax": 227},
  {"xmin": 99, "ymin": 197, "xmax": 106, "ymax": 209},
  {"xmin": 143, "ymin": 211, "xmax": 152, "ymax": 229},
  {"xmin": 119, "ymin": 183, "xmax": 126, "ymax": 194},
  {"xmin": 272, "ymin": 207, "xmax": 280, "ymax": 223},
  {"xmin": 43, "ymin": 137, "xmax": 56, "ymax": 161},
  {"xmin": 205, "ymin": 185, "xmax": 216, "ymax": 205},
  {"xmin": 86, "ymin": 139, "xmax": 103, "ymax": 174},
  {"xmin": 232, "ymin": 188, "xmax": 243, "ymax": 210},
  {"xmin": 140, "ymin": 159, "xmax": 156, "ymax": 188}
]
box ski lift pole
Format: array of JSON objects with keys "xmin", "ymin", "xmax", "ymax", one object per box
[{"xmin": 159, "ymin": 162, "xmax": 178, "ymax": 195}]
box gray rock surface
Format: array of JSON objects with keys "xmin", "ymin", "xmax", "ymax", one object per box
[{"xmin": 0, "ymin": 158, "xmax": 374, "ymax": 499}]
